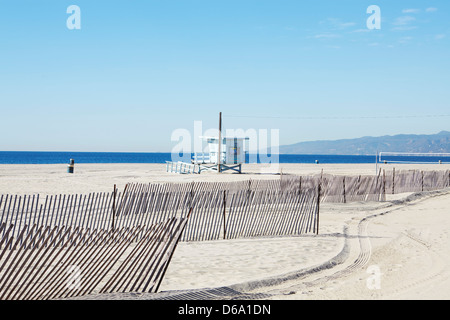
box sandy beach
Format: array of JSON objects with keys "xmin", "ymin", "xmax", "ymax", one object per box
[
  {"xmin": 1, "ymin": 162, "xmax": 448, "ymax": 195},
  {"xmin": 1, "ymin": 163, "xmax": 450, "ymax": 300}
]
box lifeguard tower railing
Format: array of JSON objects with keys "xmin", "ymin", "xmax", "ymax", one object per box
[{"xmin": 166, "ymin": 161, "xmax": 199, "ymax": 174}]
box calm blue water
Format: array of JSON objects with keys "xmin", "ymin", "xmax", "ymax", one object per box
[
  {"xmin": 0, "ymin": 151, "xmax": 398, "ymax": 164},
  {"xmin": 1, "ymin": 151, "xmax": 449, "ymax": 164}
]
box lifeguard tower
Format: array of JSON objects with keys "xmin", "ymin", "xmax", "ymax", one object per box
[
  {"xmin": 166, "ymin": 112, "xmax": 249, "ymax": 174},
  {"xmin": 192, "ymin": 136, "xmax": 249, "ymax": 173}
]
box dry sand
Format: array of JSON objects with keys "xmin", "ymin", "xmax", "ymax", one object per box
[
  {"xmin": 1, "ymin": 163, "xmax": 450, "ymax": 300},
  {"xmin": 1, "ymin": 162, "xmax": 448, "ymax": 195}
]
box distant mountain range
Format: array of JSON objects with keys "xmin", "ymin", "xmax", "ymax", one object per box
[{"xmin": 279, "ymin": 131, "xmax": 450, "ymax": 155}]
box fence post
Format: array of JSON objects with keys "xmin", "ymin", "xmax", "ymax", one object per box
[
  {"xmin": 383, "ymin": 170, "xmax": 386, "ymax": 201},
  {"xmin": 247, "ymin": 179, "xmax": 251, "ymax": 204},
  {"xmin": 343, "ymin": 176, "xmax": 346, "ymax": 203},
  {"xmin": 421, "ymin": 171, "xmax": 424, "ymax": 192},
  {"xmin": 298, "ymin": 176, "xmax": 302, "ymax": 203},
  {"xmin": 189, "ymin": 181, "xmax": 194, "ymax": 208},
  {"xmin": 223, "ymin": 190, "xmax": 227, "ymax": 240},
  {"xmin": 280, "ymin": 169, "xmax": 283, "ymax": 192},
  {"xmin": 446, "ymin": 170, "xmax": 450, "ymax": 188},
  {"xmin": 299, "ymin": 176, "xmax": 302, "ymax": 194},
  {"xmin": 316, "ymin": 182, "xmax": 321, "ymax": 235},
  {"xmin": 112, "ymin": 184, "xmax": 116, "ymax": 230},
  {"xmin": 392, "ymin": 167, "xmax": 395, "ymax": 194}
]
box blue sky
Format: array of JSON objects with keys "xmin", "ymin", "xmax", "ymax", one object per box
[{"xmin": 0, "ymin": 0, "xmax": 449, "ymax": 152}]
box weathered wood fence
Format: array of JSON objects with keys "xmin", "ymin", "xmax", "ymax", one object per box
[
  {"xmin": 0, "ymin": 216, "xmax": 189, "ymax": 300},
  {"xmin": 0, "ymin": 170, "xmax": 450, "ymax": 241},
  {"xmin": 383, "ymin": 169, "xmax": 450, "ymax": 194},
  {"xmin": 0, "ymin": 180, "xmax": 319, "ymax": 300},
  {"xmin": 281, "ymin": 169, "xmax": 450, "ymax": 203},
  {"xmin": 280, "ymin": 173, "xmax": 385, "ymax": 203},
  {"xmin": 1, "ymin": 169, "xmax": 448, "ymax": 299},
  {"xmin": 0, "ymin": 181, "xmax": 320, "ymax": 244},
  {"xmin": 1, "ymin": 169, "xmax": 447, "ymax": 245}
]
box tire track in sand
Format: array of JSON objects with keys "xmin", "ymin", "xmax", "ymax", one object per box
[{"xmin": 260, "ymin": 189, "xmax": 450, "ymax": 298}]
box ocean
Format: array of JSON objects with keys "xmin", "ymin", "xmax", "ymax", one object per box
[{"xmin": 0, "ymin": 151, "xmax": 438, "ymax": 165}]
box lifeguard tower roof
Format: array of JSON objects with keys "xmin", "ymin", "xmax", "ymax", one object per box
[{"xmin": 199, "ymin": 136, "xmax": 250, "ymax": 141}]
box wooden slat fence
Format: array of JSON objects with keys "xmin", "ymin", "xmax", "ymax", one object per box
[
  {"xmin": 0, "ymin": 180, "xmax": 320, "ymax": 243},
  {"xmin": 280, "ymin": 172, "xmax": 385, "ymax": 203},
  {"xmin": 0, "ymin": 215, "xmax": 189, "ymax": 300},
  {"xmin": 1, "ymin": 169, "xmax": 446, "ymax": 245},
  {"xmin": 1, "ymin": 168, "xmax": 447, "ymax": 301},
  {"xmin": 1, "ymin": 168, "xmax": 447, "ymax": 299},
  {"xmin": 280, "ymin": 169, "xmax": 449, "ymax": 203},
  {"xmin": 114, "ymin": 182, "xmax": 321, "ymax": 241},
  {"xmin": 383, "ymin": 169, "xmax": 450, "ymax": 194},
  {"xmin": 225, "ymin": 188, "xmax": 319, "ymax": 239}
]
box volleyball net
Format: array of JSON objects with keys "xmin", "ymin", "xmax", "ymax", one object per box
[{"xmin": 378, "ymin": 152, "xmax": 450, "ymax": 164}]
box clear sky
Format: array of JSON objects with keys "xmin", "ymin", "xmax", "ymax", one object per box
[{"xmin": 0, "ymin": 0, "xmax": 449, "ymax": 152}]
